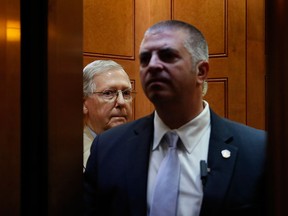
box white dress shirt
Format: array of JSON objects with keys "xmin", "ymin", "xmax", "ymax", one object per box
[
  {"xmin": 83, "ymin": 125, "xmax": 96, "ymax": 171},
  {"xmin": 147, "ymin": 101, "xmax": 211, "ymax": 216}
]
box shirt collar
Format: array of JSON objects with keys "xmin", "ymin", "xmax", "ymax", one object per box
[
  {"xmin": 153, "ymin": 112, "xmax": 171, "ymax": 150},
  {"xmin": 153, "ymin": 100, "xmax": 211, "ymax": 153},
  {"xmin": 87, "ymin": 126, "xmax": 97, "ymax": 138}
]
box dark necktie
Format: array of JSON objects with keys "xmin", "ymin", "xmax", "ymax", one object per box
[{"xmin": 150, "ymin": 131, "xmax": 180, "ymax": 216}]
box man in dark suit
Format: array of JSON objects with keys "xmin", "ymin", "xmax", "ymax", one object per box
[{"xmin": 84, "ymin": 20, "xmax": 267, "ymax": 216}]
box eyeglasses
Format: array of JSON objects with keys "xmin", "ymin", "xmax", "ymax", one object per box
[{"xmin": 92, "ymin": 88, "xmax": 136, "ymax": 102}]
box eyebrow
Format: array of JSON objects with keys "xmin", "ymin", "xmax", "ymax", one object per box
[
  {"xmin": 158, "ymin": 47, "xmax": 179, "ymax": 54},
  {"xmin": 140, "ymin": 47, "xmax": 179, "ymax": 54}
]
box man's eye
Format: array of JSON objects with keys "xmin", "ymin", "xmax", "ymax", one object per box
[
  {"xmin": 158, "ymin": 50, "xmax": 177, "ymax": 63},
  {"xmin": 123, "ymin": 90, "xmax": 131, "ymax": 96},
  {"xmin": 102, "ymin": 90, "xmax": 115, "ymax": 96},
  {"xmin": 139, "ymin": 53, "xmax": 151, "ymax": 66}
]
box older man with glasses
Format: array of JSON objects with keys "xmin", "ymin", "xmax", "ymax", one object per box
[{"xmin": 83, "ymin": 60, "xmax": 135, "ymax": 171}]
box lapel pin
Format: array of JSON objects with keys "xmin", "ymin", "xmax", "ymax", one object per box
[{"xmin": 221, "ymin": 149, "xmax": 231, "ymax": 158}]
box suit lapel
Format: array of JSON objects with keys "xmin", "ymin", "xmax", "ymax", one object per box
[
  {"xmin": 125, "ymin": 115, "xmax": 154, "ymax": 215},
  {"xmin": 200, "ymin": 110, "xmax": 238, "ymax": 216}
]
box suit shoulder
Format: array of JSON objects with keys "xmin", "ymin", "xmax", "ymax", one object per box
[
  {"xmin": 223, "ymin": 117, "xmax": 266, "ymax": 138},
  {"xmin": 210, "ymin": 109, "xmax": 266, "ymax": 145},
  {"xmin": 99, "ymin": 114, "xmax": 153, "ymax": 139},
  {"xmin": 211, "ymin": 109, "xmax": 265, "ymax": 133}
]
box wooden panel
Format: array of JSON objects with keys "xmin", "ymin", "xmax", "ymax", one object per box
[
  {"xmin": 173, "ymin": 0, "xmax": 227, "ymax": 56},
  {"xmin": 227, "ymin": 0, "xmax": 247, "ymax": 124},
  {"xmin": 204, "ymin": 78, "xmax": 228, "ymax": 118},
  {"xmin": 247, "ymin": 0, "xmax": 266, "ymax": 129},
  {"xmin": 83, "ymin": 0, "xmax": 134, "ymax": 59},
  {"xmin": 150, "ymin": 0, "xmax": 172, "ymax": 21}
]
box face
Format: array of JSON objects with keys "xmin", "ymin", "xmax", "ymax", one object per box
[
  {"xmin": 83, "ymin": 69, "xmax": 133, "ymax": 134},
  {"xmin": 139, "ymin": 29, "xmax": 205, "ymax": 105}
]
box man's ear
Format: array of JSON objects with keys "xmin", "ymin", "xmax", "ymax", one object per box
[
  {"xmin": 197, "ymin": 61, "xmax": 209, "ymax": 83},
  {"xmin": 83, "ymin": 103, "xmax": 88, "ymax": 115}
]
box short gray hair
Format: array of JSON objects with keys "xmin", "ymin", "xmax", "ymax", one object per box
[
  {"xmin": 83, "ymin": 60, "xmax": 127, "ymax": 98},
  {"xmin": 145, "ymin": 20, "xmax": 209, "ymax": 68}
]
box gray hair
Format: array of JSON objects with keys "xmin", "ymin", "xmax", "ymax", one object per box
[
  {"xmin": 83, "ymin": 60, "xmax": 127, "ymax": 98},
  {"xmin": 145, "ymin": 20, "xmax": 209, "ymax": 68}
]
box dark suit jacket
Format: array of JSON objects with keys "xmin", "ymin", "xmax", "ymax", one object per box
[{"xmin": 84, "ymin": 109, "xmax": 267, "ymax": 216}]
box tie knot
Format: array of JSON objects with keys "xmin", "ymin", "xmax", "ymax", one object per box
[{"xmin": 165, "ymin": 131, "xmax": 179, "ymax": 148}]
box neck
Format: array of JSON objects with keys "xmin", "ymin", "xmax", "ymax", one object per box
[{"xmin": 155, "ymin": 99, "xmax": 204, "ymax": 129}]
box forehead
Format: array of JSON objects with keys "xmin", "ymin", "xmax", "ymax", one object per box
[
  {"xmin": 94, "ymin": 70, "xmax": 130, "ymax": 89},
  {"xmin": 140, "ymin": 29, "xmax": 187, "ymax": 52}
]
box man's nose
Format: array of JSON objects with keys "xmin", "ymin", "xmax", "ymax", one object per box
[
  {"xmin": 147, "ymin": 53, "xmax": 164, "ymax": 71},
  {"xmin": 149, "ymin": 54, "xmax": 160, "ymax": 66},
  {"xmin": 115, "ymin": 91, "xmax": 126, "ymax": 105}
]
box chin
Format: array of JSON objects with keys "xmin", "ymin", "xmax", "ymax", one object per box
[
  {"xmin": 110, "ymin": 118, "xmax": 127, "ymax": 126},
  {"xmin": 114, "ymin": 121, "xmax": 125, "ymax": 126},
  {"xmin": 148, "ymin": 92, "xmax": 173, "ymax": 103}
]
